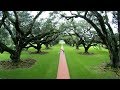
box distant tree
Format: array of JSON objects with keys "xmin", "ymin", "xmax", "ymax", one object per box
[
  {"xmin": 26, "ymin": 13, "xmax": 60, "ymax": 53},
  {"xmin": 61, "ymin": 11, "xmax": 120, "ymax": 68},
  {"xmin": 70, "ymin": 19, "xmax": 98, "ymax": 53}
]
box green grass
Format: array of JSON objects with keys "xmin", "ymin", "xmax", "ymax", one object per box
[
  {"xmin": 64, "ymin": 45, "xmax": 119, "ymax": 79},
  {"xmin": 0, "ymin": 45, "xmax": 61, "ymax": 79},
  {"xmin": 0, "ymin": 44, "xmax": 119, "ymax": 79}
]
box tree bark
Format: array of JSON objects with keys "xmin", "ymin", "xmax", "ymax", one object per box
[
  {"xmin": 106, "ymin": 11, "xmax": 120, "ymax": 68},
  {"xmin": 76, "ymin": 45, "xmax": 79, "ymax": 49},
  {"xmin": 36, "ymin": 44, "xmax": 42, "ymax": 53},
  {"xmin": 50, "ymin": 43, "xmax": 52, "ymax": 47},
  {"xmin": 84, "ymin": 47, "xmax": 89, "ymax": 53},
  {"xmin": 72, "ymin": 43, "xmax": 74, "ymax": 47},
  {"xmin": 10, "ymin": 47, "xmax": 22, "ymax": 63},
  {"xmin": 109, "ymin": 50, "xmax": 120, "ymax": 68},
  {"xmin": 45, "ymin": 43, "xmax": 49, "ymax": 49},
  {"xmin": 37, "ymin": 48, "xmax": 41, "ymax": 53}
]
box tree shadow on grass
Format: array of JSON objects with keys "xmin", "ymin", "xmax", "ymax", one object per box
[
  {"xmin": 0, "ymin": 59, "xmax": 36, "ymax": 70},
  {"xmin": 95, "ymin": 62, "xmax": 120, "ymax": 79},
  {"xmin": 78, "ymin": 52, "xmax": 95, "ymax": 55},
  {"xmin": 42, "ymin": 47, "xmax": 53, "ymax": 50},
  {"xmin": 29, "ymin": 51, "xmax": 48, "ymax": 55}
]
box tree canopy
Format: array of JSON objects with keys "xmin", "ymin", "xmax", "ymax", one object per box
[{"xmin": 0, "ymin": 11, "xmax": 119, "ymax": 68}]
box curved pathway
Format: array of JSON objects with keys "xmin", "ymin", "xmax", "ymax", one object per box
[{"xmin": 57, "ymin": 45, "xmax": 70, "ymax": 79}]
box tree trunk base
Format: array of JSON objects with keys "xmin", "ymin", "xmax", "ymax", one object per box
[
  {"xmin": 76, "ymin": 47, "xmax": 79, "ymax": 50},
  {"xmin": 83, "ymin": 52, "xmax": 89, "ymax": 54},
  {"xmin": 45, "ymin": 47, "xmax": 50, "ymax": 49},
  {"xmin": 10, "ymin": 53, "xmax": 21, "ymax": 64},
  {"xmin": 106, "ymin": 62, "xmax": 120, "ymax": 69},
  {"xmin": 37, "ymin": 51, "xmax": 42, "ymax": 53}
]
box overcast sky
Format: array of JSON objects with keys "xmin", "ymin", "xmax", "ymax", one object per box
[{"xmin": 30, "ymin": 11, "xmax": 117, "ymax": 33}]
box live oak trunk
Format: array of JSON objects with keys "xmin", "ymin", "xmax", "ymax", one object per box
[
  {"xmin": 76, "ymin": 42, "xmax": 79, "ymax": 49},
  {"xmin": 109, "ymin": 51, "xmax": 120, "ymax": 68},
  {"xmin": 84, "ymin": 47, "xmax": 89, "ymax": 53},
  {"xmin": 72, "ymin": 43, "xmax": 74, "ymax": 47},
  {"xmin": 45, "ymin": 43, "xmax": 49, "ymax": 49},
  {"xmin": 50, "ymin": 43, "xmax": 52, "ymax": 47},
  {"xmin": 76, "ymin": 45, "xmax": 79, "ymax": 49},
  {"xmin": 36, "ymin": 44, "xmax": 42, "ymax": 53},
  {"xmin": 10, "ymin": 47, "xmax": 22, "ymax": 63},
  {"xmin": 108, "ymin": 47, "xmax": 120, "ymax": 68}
]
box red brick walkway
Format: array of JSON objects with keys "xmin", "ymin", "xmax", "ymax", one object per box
[{"xmin": 57, "ymin": 45, "xmax": 70, "ymax": 79}]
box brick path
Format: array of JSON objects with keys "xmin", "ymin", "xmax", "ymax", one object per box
[{"xmin": 56, "ymin": 45, "xmax": 70, "ymax": 79}]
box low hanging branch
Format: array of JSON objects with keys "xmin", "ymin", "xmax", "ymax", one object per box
[{"xmin": 0, "ymin": 42, "xmax": 15, "ymax": 54}]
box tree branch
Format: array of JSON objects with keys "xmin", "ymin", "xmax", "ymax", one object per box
[
  {"xmin": 5, "ymin": 11, "xmax": 16, "ymax": 24},
  {"xmin": 0, "ymin": 11, "xmax": 7, "ymax": 28},
  {"xmin": 13, "ymin": 11, "xmax": 24, "ymax": 35},
  {"xmin": 23, "ymin": 31, "xmax": 57, "ymax": 47},
  {"xmin": 92, "ymin": 11, "xmax": 107, "ymax": 37},
  {"xmin": 0, "ymin": 41, "xmax": 14, "ymax": 54},
  {"xmin": 84, "ymin": 11, "xmax": 88, "ymax": 17},
  {"xmin": 3, "ymin": 22, "xmax": 17, "ymax": 45},
  {"xmin": 25, "ymin": 43, "xmax": 37, "ymax": 49},
  {"xmin": 75, "ymin": 12, "xmax": 107, "ymax": 45},
  {"xmin": 25, "ymin": 11, "xmax": 43, "ymax": 36}
]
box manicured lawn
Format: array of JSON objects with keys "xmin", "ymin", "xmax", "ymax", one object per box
[
  {"xmin": 0, "ymin": 45, "xmax": 60, "ymax": 79},
  {"xmin": 64, "ymin": 45, "xmax": 119, "ymax": 79},
  {"xmin": 0, "ymin": 44, "xmax": 119, "ymax": 79}
]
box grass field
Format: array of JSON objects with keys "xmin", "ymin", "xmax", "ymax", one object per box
[
  {"xmin": 0, "ymin": 45, "xmax": 60, "ymax": 79},
  {"xmin": 0, "ymin": 44, "xmax": 119, "ymax": 79},
  {"xmin": 64, "ymin": 44, "xmax": 119, "ymax": 79}
]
